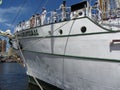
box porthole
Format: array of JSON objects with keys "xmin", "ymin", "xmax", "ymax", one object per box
[
  {"xmin": 79, "ymin": 11, "xmax": 83, "ymax": 16},
  {"xmin": 59, "ymin": 29, "xmax": 63, "ymax": 35},
  {"xmin": 81, "ymin": 26, "xmax": 87, "ymax": 33}
]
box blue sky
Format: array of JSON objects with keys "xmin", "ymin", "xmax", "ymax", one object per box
[{"xmin": 0, "ymin": 0, "xmax": 96, "ymax": 34}]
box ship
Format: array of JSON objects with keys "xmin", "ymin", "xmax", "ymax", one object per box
[{"xmin": 10, "ymin": 0, "xmax": 120, "ymax": 90}]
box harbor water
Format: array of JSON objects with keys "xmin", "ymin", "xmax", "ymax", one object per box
[{"xmin": 0, "ymin": 63, "xmax": 40, "ymax": 90}]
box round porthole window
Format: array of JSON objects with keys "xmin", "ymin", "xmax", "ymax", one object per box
[
  {"xmin": 59, "ymin": 29, "xmax": 63, "ymax": 35},
  {"xmin": 79, "ymin": 11, "xmax": 83, "ymax": 16},
  {"xmin": 81, "ymin": 26, "xmax": 87, "ymax": 33}
]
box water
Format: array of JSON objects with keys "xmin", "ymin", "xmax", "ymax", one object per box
[{"xmin": 0, "ymin": 63, "xmax": 39, "ymax": 90}]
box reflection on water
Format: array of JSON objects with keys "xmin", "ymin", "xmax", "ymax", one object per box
[{"xmin": 0, "ymin": 63, "xmax": 39, "ymax": 90}]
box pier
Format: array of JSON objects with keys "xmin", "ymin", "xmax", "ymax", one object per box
[{"xmin": 0, "ymin": 55, "xmax": 22, "ymax": 63}]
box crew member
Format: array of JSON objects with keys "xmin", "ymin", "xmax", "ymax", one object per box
[
  {"xmin": 41, "ymin": 7, "xmax": 47, "ymax": 25},
  {"xmin": 59, "ymin": 1, "xmax": 66, "ymax": 21},
  {"xmin": 52, "ymin": 10, "xmax": 57, "ymax": 23},
  {"xmin": 36, "ymin": 13, "xmax": 41, "ymax": 26},
  {"xmin": 30, "ymin": 15, "xmax": 35, "ymax": 28}
]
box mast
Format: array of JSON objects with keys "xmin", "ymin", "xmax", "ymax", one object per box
[
  {"xmin": 98, "ymin": 0, "xmax": 110, "ymax": 19},
  {"xmin": 98, "ymin": 0, "xmax": 102, "ymax": 10}
]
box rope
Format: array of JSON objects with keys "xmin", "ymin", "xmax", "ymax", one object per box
[
  {"xmin": 33, "ymin": 77, "xmax": 44, "ymax": 90},
  {"xmin": 34, "ymin": 0, "xmax": 44, "ymax": 13},
  {"xmin": 14, "ymin": 20, "xmax": 72, "ymax": 90},
  {"xmin": 42, "ymin": 0, "xmax": 49, "ymax": 8},
  {"xmin": 16, "ymin": 35, "xmax": 26, "ymax": 68},
  {"xmin": 15, "ymin": 0, "xmax": 49, "ymax": 89},
  {"xmin": 15, "ymin": 1, "xmax": 71, "ymax": 89},
  {"xmin": 16, "ymin": 33, "xmax": 44, "ymax": 90},
  {"xmin": 10, "ymin": 0, "xmax": 28, "ymax": 30},
  {"xmin": 22, "ymin": 21, "xmax": 71, "ymax": 50},
  {"xmin": 62, "ymin": 20, "xmax": 75, "ymax": 89},
  {"xmin": 35, "ymin": 0, "xmax": 49, "ymax": 13}
]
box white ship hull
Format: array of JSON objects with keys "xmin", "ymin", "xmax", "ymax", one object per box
[{"xmin": 12, "ymin": 17, "xmax": 120, "ymax": 90}]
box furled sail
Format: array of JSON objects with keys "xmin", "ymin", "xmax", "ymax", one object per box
[
  {"xmin": 98, "ymin": 0, "xmax": 120, "ymax": 19},
  {"xmin": 98, "ymin": 0, "xmax": 110, "ymax": 19}
]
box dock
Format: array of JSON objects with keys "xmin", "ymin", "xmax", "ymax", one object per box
[{"xmin": 0, "ymin": 54, "xmax": 23, "ymax": 64}]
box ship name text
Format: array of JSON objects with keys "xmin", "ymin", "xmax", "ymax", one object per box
[{"xmin": 17, "ymin": 29, "xmax": 39, "ymax": 37}]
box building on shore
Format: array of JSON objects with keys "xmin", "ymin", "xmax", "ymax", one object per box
[
  {"xmin": 2, "ymin": 40, "xmax": 6, "ymax": 53},
  {"xmin": 0, "ymin": 39, "xmax": 6, "ymax": 54}
]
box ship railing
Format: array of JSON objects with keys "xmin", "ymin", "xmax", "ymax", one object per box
[
  {"xmin": 101, "ymin": 9, "xmax": 120, "ymax": 28},
  {"xmin": 14, "ymin": 7, "xmax": 71, "ymax": 33},
  {"xmin": 91, "ymin": 7, "xmax": 120, "ymax": 20},
  {"xmin": 45, "ymin": 7, "xmax": 71, "ymax": 24},
  {"xmin": 91, "ymin": 7, "xmax": 120, "ymax": 30}
]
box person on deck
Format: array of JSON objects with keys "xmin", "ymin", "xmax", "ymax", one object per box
[
  {"xmin": 41, "ymin": 7, "xmax": 47, "ymax": 25},
  {"xmin": 30, "ymin": 15, "xmax": 35, "ymax": 28},
  {"xmin": 36, "ymin": 13, "xmax": 41, "ymax": 26},
  {"xmin": 59, "ymin": 1, "xmax": 66, "ymax": 21},
  {"xmin": 94, "ymin": 1, "xmax": 101, "ymax": 21},
  {"xmin": 52, "ymin": 10, "xmax": 58, "ymax": 23}
]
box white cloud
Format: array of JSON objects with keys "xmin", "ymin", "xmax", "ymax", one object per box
[
  {"xmin": 5, "ymin": 23, "xmax": 15, "ymax": 28},
  {"xmin": 0, "ymin": 6, "xmax": 27, "ymax": 29},
  {"xmin": 5, "ymin": 23, "xmax": 12, "ymax": 27},
  {"xmin": 0, "ymin": 6, "xmax": 25, "ymax": 15},
  {"xmin": 0, "ymin": 6, "xmax": 22, "ymax": 23},
  {"xmin": 0, "ymin": 6, "xmax": 26, "ymax": 20}
]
